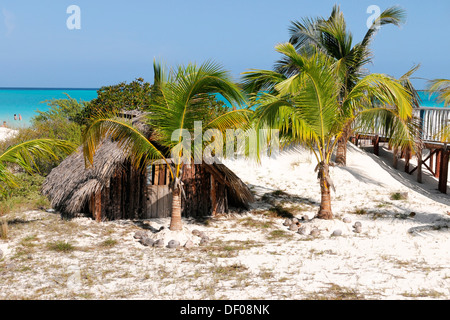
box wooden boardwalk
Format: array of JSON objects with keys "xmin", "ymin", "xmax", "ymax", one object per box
[{"xmin": 353, "ymin": 107, "xmax": 450, "ymax": 194}]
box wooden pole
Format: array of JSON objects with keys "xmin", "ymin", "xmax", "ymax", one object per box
[
  {"xmin": 373, "ymin": 136, "xmax": 380, "ymax": 156},
  {"xmin": 417, "ymin": 147, "xmax": 423, "ymax": 183},
  {"xmin": 429, "ymin": 148, "xmax": 434, "ymax": 171},
  {"xmin": 393, "ymin": 147, "xmax": 399, "ymax": 169},
  {"xmin": 95, "ymin": 190, "xmax": 102, "ymax": 222},
  {"xmin": 211, "ymin": 175, "xmax": 217, "ymax": 217},
  {"xmin": 435, "ymin": 149, "xmax": 441, "ymax": 178},
  {"xmin": 438, "ymin": 148, "xmax": 449, "ymax": 194},
  {"xmin": 404, "ymin": 148, "xmax": 411, "ymax": 174}
]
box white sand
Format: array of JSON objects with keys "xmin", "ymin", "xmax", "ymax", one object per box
[
  {"xmin": 0, "ymin": 143, "xmax": 449, "ymax": 300},
  {"xmin": 0, "ymin": 127, "xmax": 18, "ymax": 142}
]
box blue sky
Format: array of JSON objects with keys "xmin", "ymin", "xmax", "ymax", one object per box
[{"xmin": 0, "ymin": 0, "xmax": 448, "ymax": 89}]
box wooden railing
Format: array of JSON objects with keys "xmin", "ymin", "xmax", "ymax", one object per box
[
  {"xmin": 352, "ymin": 107, "xmax": 450, "ymax": 194},
  {"xmin": 354, "ymin": 107, "xmax": 450, "ymax": 144},
  {"xmin": 414, "ymin": 107, "xmax": 450, "ymax": 143}
]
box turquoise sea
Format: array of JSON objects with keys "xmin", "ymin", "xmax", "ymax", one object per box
[
  {"xmin": 0, "ymin": 88, "xmax": 446, "ymax": 128},
  {"xmin": 417, "ymin": 91, "xmax": 445, "ymax": 108},
  {"xmin": 0, "ymin": 88, "xmax": 98, "ymax": 128}
]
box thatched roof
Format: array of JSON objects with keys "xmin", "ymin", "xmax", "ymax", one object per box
[
  {"xmin": 42, "ymin": 112, "xmax": 255, "ymax": 216},
  {"xmin": 43, "ymin": 142, "xmax": 254, "ymax": 216},
  {"xmin": 203, "ymin": 162, "xmax": 255, "ymax": 210},
  {"xmin": 42, "ymin": 139, "xmax": 129, "ymax": 215}
]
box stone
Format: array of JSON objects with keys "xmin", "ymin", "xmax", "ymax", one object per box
[
  {"xmin": 353, "ymin": 221, "xmax": 362, "ymax": 229},
  {"xmin": 331, "ymin": 229, "xmax": 343, "ymax": 237},
  {"xmin": 297, "ymin": 226, "xmax": 308, "ymax": 235},
  {"xmin": 153, "ymin": 239, "xmax": 164, "ymax": 248},
  {"xmin": 288, "ymin": 224, "xmax": 299, "ymax": 232},
  {"xmin": 134, "ymin": 231, "xmax": 147, "ymax": 239},
  {"xmin": 184, "ymin": 240, "xmax": 194, "ymax": 249},
  {"xmin": 291, "ymin": 218, "xmax": 299, "ymax": 224},
  {"xmin": 310, "ymin": 228, "xmax": 320, "ymax": 237},
  {"xmin": 5, "ymin": 262, "xmax": 15, "ymax": 270},
  {"xmin": 0, "ymin": 248, "xmax": 3, "ymax": 259},
  {"xmin": 167, "ymin": 240, "xmax": 180, "ymax": 249},
  {"xmin": 140, "ymin": 237, "xmax": 155, "ymax": 247},
  {"xmin": 343, "ymin": 217, "xmax": 352, "ymax": 223},
  {"xmin": 409, "ymin": 212, "xmax": 416, "ymax": 218},
  {"xmin": 199, "ymin": 237, "xmax": 210, "ymax": 246},
  {"xmin": 354, "ymin": 226, "xmax": 362, "ymax": 234},
  {"xmin": 192, "ymin": 229, "xmax": 205, "ymax": 238},
  {"xmin": 283, "ymin": 219, "xmax": 292, "ymax": 226}
]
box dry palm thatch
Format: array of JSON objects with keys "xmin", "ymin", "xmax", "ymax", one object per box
[{"xmin": 42, "ymin": 112, "xmax": 254, "ymax": 218}]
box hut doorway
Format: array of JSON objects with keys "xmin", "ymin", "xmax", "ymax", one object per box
[{"xmin": 146, "ymin": 162, "xmax": 172, "ymax": 218}]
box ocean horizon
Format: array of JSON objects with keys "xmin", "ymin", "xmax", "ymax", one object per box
[
  {"xmin": 0, "ymin": 88, "xmax": 98, "ymax": 128},
  {"xmin": 0, "ymin": 88, "xmax": 446, "ymax": 128}
]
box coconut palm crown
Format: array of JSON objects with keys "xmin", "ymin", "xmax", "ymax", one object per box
[
  {"xmin": 82, "ymin": 61, "xmax": 251, "ymax": 231},
  {"xmin": 245, "ymin": 43, "xmax": 414, "ymax": 219},
  {"xmin": 245, "ymin": 5, "xmax": 407, "ymax": 166}
]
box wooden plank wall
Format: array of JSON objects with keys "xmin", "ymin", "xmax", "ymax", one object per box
[
  {"xmin": 88, "ymin": 162, "xmax": 147, "ymax": 221},
  {"xmin": 146, "ymin": 164, "xmax": 172, "ymax": 218},
  {"xmin": 88, "ymin": 162, "xmax": 230, "ymax": 221}
]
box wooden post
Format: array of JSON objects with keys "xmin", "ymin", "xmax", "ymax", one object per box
[
  {"xmin": 211, "ymin": 175, "xmax": 217, "ymax": 216},
  {"xmin": 393, "ymin": 147, "xmax": 399, "ymax": 169},
  {"xmin": 404, "ymin": 148, "xmax": 411, "ymax": 174},
  {"xmin": 435, "ymin": 149, "xmax": 441, "ymax": 178},
  {"xmin": 417, "ymin": 147, "xmax": 423, "ymax": 184},
  {"xmin": 438, "ymin": 148, "xmax": 449, "ymax": 194},
  {"xmin": 429, "ymin": 148, "xmax": 434, "ymax": 171},
  {"xmin": 94, "ymin": 189, "xmax": 102, "ymax": 222},
  {"xmin": 373, "ymin": 136, "xmax": 380, "ymax": 156}
]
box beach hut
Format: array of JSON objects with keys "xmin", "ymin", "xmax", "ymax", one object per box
[{"xmin": 42, "ymin": 113, "xmax": 254, "ymax": 221}]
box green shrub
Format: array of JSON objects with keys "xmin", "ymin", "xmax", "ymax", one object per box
[
  {"xmin": 46, "ymin": 241, "xmax": 75, "ymax": 252},
  {"xmin": 390, "ymin": 192, "xmax": 408, "ymax": 201},
  {"xmin": 0, "ymin": 173, "xmax": 50, "ymax": 212}
]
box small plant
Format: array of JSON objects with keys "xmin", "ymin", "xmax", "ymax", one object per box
[
  {"xmin": 47, "ymin": 240, "xmax": 75, "ymax": 253},
  {"xmin": 353, "ymin": 208, "xmax": 368, "ymax": 215},
  {"xmin": 390, "ymin": 192, "xmax": 408, "ymax": 201},
  {"xmin": 267, "ymin": 205, "xmax": 294, "ymax": 219},
  {"xmin": 267, "ymin": 229, "xmax": 290, "ymax": 240},
  {"xmin": 99, "ymin": 238, "xmax": 118, "ymax": 248},
  {"xmin": 240, "ymin": 217, "xmax": 273, "ymax": 229},
  {"xmin": 211, "ymin": 263, "xmax": 248, "ymax": 278}
]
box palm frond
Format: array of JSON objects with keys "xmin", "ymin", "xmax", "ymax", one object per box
[
  {"xmin": 356, "ymin": 107, "xmax": 420, "ymax": 152},
  {"xmin": 82, "ymin": 116, "xmax": 167, "ymax": 174},
  {"xmin": 361, "ymin": 6, "xmax": 406, "ymax": 49},
  {"xmin": 428, "ymin": 79, "xmax": 450, "ymax": 107},
  {"xmin": 345, "ymin": 73, "xmax": 413, "ymax": 121},
  {"xmin": 0, "ymin": 139, "xmax": 76, "ymax": 174},
  {"xmin": 0, "ymin": 138, "xmax": 76, "ymax": 196}
]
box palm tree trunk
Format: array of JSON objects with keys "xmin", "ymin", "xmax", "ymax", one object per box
[
  {"xmin": 335, "ymin": 124, "xmax": 352, "ymax": 166},
  {"xmin": 169, "ymin": 188, "xmax": 183, "ymax": 231},
  {"xmin": 317, "ymin": 164, "xmax": 333, "ymax": 220},
  {"xmin": 335, "ymin": 135, "xmax": 347, "ymax": 166}
]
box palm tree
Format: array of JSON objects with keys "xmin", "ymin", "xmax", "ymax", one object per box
[
  {"xmin": 246, "ymin": 43, "xmax": 414, "ymax": 219},
  {"xmin": 0, "ymin": 139, "xmax": 76, "ymax": 196},
  {"xmin": 82, "ymin": 61, "xmax": 250, "ymax": 231},
  {"xmin": 428, "ymin": 79, "xmax": 450, "ymax": 140},
  {"xmin": 252, "ymin": 5, "xmax": 407, "ymax": 166}
]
